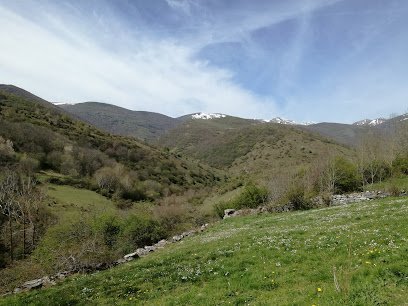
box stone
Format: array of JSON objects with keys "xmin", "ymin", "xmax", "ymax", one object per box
[
  {"xmin": 154, "ymin": 239, "xmax": 168, "ymax": 248},
  {"xmin": 21, "ymin": 276, "xmax": 50, "ymax": 290},
  {"xmin": 135, "ymin": 248, "xmax": 149, "ymax": 257},
  {"xmin": 223, "ymin": 209, "xmax": 236, "ymax": 219},
  {"xmin": 172, "ymin": 235, "xmax": 183, "ymax": 242},
  {"xmin": 144, "ymin": 245, "xmax": 156, "ymax": 253},
  {"xmin": 124, "ymin": 252, "xmax": 139, "ymax": 261}
]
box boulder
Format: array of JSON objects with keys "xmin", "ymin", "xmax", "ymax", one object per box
[
  {"xmin": 124, "ymin": 252, "xmax": 139, "ymax": 261},
  {"xmin": 21, "ymin": 276, "xmax": 51, "ymax": 291},
  {"xmin": 135, "ymin": 248, "xmax": 149, "ymax": 257},
  {"xmin": 144, "ymin": 245, "xmax": 156, "ymax": 253},
  {"xmin": 223, "ymin": 209, "xmax": 236, "ymax": 219},
  {"xmin": 154, "ymin": 239, "xmax": 168, "ymax": 248}
]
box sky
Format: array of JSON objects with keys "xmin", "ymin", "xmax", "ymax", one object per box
[{"xmin": 0, "ymin": 0, "xmax": 408, "ymax": 123}]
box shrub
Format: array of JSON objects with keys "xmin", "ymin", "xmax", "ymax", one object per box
[
  {"xmin": 334, "ymin": 157, "xmax": 361, "ymax": 193},
  {"xmin": 120, "ymin": 216, "xmax": 165, "ymax": 252},
  {"xmin": 213, "ymin": 184, "xmax": 269, "ymax": 218},
  {"xmin": 234, "ymin": 184, "xmax": 269, "ymax": 209},
  {"xmin": 388, "ymin": 184, "xmax": 401, "ymax": 197},
  {"xmin": 94, "ymin": 214, "xmax": 122, "ymax": 249},
  {"xmin": 393, "ymin": 155, "xmax": 408, "ymax": 175},
  {"xmin": 286, "ymin": 186, "xmax": 314, "ymax": 210},
  {"xmin": 214, "ymin": 201, "xmax": 232, "ymax": 218}
]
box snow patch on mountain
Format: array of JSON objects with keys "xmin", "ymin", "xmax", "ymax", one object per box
[
  {"xmin": 192, "ymin": 113, "xmax": 227, "ymax": 120},
  {"xmin": 353, "ymin": 118, "xmax": 386, "ymax": 126},
  {"xmin": 262, "ymin": 117, "xmax": 315, "ymax": 126}
]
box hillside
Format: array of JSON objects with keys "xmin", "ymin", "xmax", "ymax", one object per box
[
  {"xmin": 303, "ymin": 114, "xmax": 408, "ymax": 148},
  {"xmin": 158, "ymin": 118, "xmax": 355, "ymax": 181},
  {"xmin": 0, "ymin": 89, "xmax": 220, "ymax": 190},
  {"xmin": 301, "ymin": 123, "xmax": 371, "ymax": 147},
  {"xmin": 61, "ymin": 102, "xmax": 181, "ymax": 141},
  {"xmin": 3, "ymin": 196, "xmax": 407, "ymax": 305}
]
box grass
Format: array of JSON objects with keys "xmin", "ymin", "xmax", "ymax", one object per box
[
  {"xmin": 365, "ymin": 176, "xmax": 408, "ymax": 193},
  {"xmin": 45, "ymin": 184, "xmax": 117, "ymax": 224},
  {"xmin": 2, "ymin": 196, "xmax": 407, "ymax": 305}
]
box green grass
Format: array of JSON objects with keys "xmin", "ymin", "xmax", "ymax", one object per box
[
  {"xmin": 45, "ymin": 184, "xmax": 117, "ymax": 224},
  {"xmin": 365, "ymin": 176, "xmax": 408, "ymax": 193},
  {"xmin": 2, "ymin": 197, "xmax": 407, "ymax": 305}
]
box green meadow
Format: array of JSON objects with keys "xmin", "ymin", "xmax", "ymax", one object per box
[{"xmin": 2, "ymin": 196, "xmax": 407, "ymax": 305}]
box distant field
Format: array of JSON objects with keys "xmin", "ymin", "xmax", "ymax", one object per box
[{"xmin": 3, "ymin": 196, "xmax": 407, "ymax": 305}]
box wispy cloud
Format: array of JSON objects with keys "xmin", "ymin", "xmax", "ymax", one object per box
[
  {"xmin": 0, "ymin": 3, "xmax": 276, "ymax": 118},
  {"xmin": 0, "ymin": 0, "xmax": 407, "ymax": 122}
]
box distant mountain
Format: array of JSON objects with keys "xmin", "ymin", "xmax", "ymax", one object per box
[
  {"xmin": 191, "ymin": 112, "xmax": 227, "ymax": 120},
  {"xmin": 158, "ymin": 117, "xmax": 353, "ymax": 180},
  {"xmin": 60, "ymin": 102, "xmax": 181, "ymax": 141},
  {"xmin": 265, "ymin": 117, "xmax": 315, "ymax": 126},
  {"xmin": 353, "ymin": 118, "xmax": 387, "ymax": 126},
  {"xmin": 301, "ymin": 123, "xmax": 371, "ymax": 147}
]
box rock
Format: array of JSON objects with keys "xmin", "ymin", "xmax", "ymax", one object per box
[
  {"xmin": 114, "ymin": 258, "xmax": 127, "ymax": 265},
  {"xmin": 172, "ymin": 235, "xmax": 183, "ymax": 242},
  {"xmin": 154, "ymin": 239, "xmax": 168, "ymax": 248},
  {"xmin": 223, "ymin": 209, "xmax": 236, "ymax": 219},
  {"xmin": 124, "ymin": 252, "xmax": 139, "ymax": 261},
  {"xmin": 21, "ymin": 276, "xmax": 50, "ymax": 290},
  {"xmin": 135, "ymin": 248, "xmax": 149, "ymax": 257},
  {"xmin": 144, "ymin": 245, "xmax": 156, "ymax": 253}
]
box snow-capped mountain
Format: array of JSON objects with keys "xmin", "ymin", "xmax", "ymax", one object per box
[
  {"xmin": 263, "ymin": 117, "xmax": 315, "ymax": 126},
  {"xmin": 191, "ymin": 112, "xmax": 227, "ymax": 120},
  {"xmin": 353, "ymin": 118, "xmax": 387, "ymax": 126}
]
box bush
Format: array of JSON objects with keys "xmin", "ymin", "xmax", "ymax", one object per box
[
  {"xmin": 234, "ymin": 184, "xmax": 269, "ymax": 209},
  {"xmin": 393, "ymin": 155, "xmax": 408, "ymax": 175},
  {"xmin": 213, "ymin": 184, "xmax": 269, "ymax": 218},
  {"xmin": 286, "ymin": 186, "xmax": 314, "ymax": 210},
  {"xmin": 120, "ymin": 216, "xmax": 165, "ymax": 252},
  {"xmin": 214, "ymin": 201, "xmax": 231, "ymax": 218},
  {"xmin": 334, "ymin": 157, "xmax": 361, "ymax": 193},
  {"xmin": 388, "ymin": 184, "xmax": 401, "ymax": 197},
  {"xmin": 94, "ymin": 215, "xmax": 122, "ymax": 249}
]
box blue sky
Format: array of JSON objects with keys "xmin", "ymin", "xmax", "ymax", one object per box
[{"xmin": 0, "ymin": 0, "xmax": 407, "ymax": 122}]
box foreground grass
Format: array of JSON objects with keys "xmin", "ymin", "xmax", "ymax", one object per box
[{"xmin": 2, "ymin": 197, "xmax": 407, "ymax": 305}]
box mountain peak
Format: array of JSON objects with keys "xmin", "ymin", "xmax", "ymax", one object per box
[
  {"xmin": 191, "ymin": 112, "xmax": 227, "ymax": 120},
  {"xmin": 263, "ymin": 117, "xmax": 315, "ymax": 126},
  {"xmin": 353, "ymin": 118, "xmax": 386, "ymax": 126}
]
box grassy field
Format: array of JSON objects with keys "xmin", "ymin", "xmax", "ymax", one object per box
[{"xmin": 2, "ymin": 196, "xmax": 407, "ymax": 305}]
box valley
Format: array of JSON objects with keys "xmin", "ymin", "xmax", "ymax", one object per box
[{"xmin": 0, "ymin": 85, "xmax": 407, "ymax": 304}]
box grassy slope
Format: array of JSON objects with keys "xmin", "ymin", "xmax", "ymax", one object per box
[
  {"xmin": 159, "ymin": 119, "xmax": 355, "ymax": 182},
  {"xmin": 0, "ymin": 183, "xmax": 119, "ymax": 293},
  {"xmin": 3, "ymin": 197, "xmax": 407, "ymax": 305}
]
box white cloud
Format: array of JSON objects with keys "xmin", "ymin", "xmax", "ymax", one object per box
[{"xmin": 0, "ymin": 5, "xmax": 276, "ymax": 118}]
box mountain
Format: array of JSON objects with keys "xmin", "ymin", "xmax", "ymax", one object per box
[
  {"xmin": 263, "ymin": 117, "xmax": 315, "ymax": 125},
  {"xmin": 190, "ymin": 112, "xmax": 227, "ymax": 119},
  {"xmin": 0, "ymin": 84, "xmax": 63, "ymax": 111},
  {"xmin": 158, "ymin": 118, "xmax": 354, "ymax": 182},
  {"xmin": 353, "ymin": 118, "xmax": 387, "ymax": 126},
  {"xmin": 0, "ymin": 87, "xmax": 221, "ymax": 194},
  {"xmin": 60, "ymin": 102, "xmax": 181, "ymax": 141},
  {"xmin": 301, "ymin": 122, "xmax": 371, "ymax": 147}
]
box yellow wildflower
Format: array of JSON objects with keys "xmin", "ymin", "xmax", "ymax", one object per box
[{"xmin": 317, "ymin": 287, "xmax": 322, "ymax": 292}]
